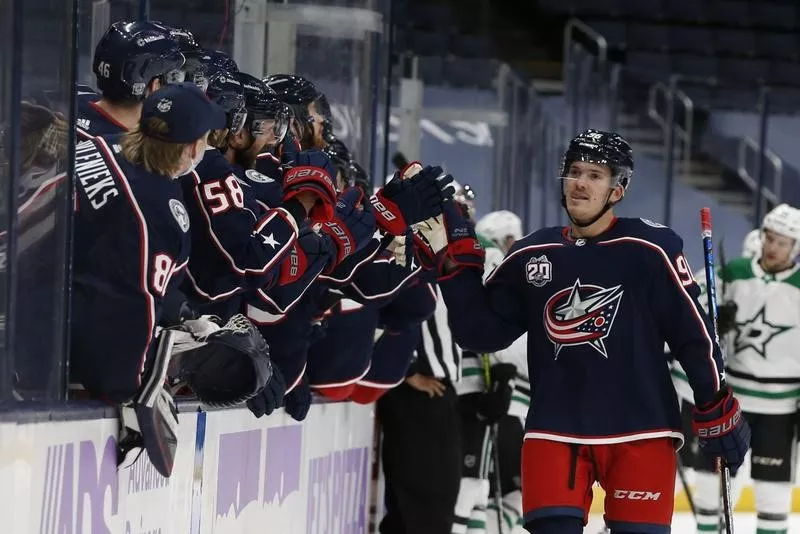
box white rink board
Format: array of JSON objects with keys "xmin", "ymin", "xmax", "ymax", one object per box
[{"xmin": 0, "ymin": 401, "xmax": 374, "ymax": 534}]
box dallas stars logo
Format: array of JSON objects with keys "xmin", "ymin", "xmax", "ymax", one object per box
[{"xmin": 734, "ymin": 306, "xmax": 792, "ymax": 358}]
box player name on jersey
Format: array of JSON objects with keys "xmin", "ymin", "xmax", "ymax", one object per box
[{"xmin": 75, "ymin": 140, "xmax": 119, "ymax": 210}]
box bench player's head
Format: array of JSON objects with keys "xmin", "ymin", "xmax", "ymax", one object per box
[
  {"xmin": 93, "ymin": 21, "xmax": 186, "ymax": 105},
  {"xmin": 560, "ymin": 129, "xmax": 633, "ymax": 229},
  {"xmin": 121, "ymin": 82, "xmax": 226, "ymax": 178},
  {"xmin": 227, "ymin": 72, "xmax": 291, "ymax": 168},
  {"xmin": 476, "ymin": 210, "xmax": 523, "ymax": 253},
  {"xmin": 760, "ymin": 203, "xmax": 800, "ymax": 272},
  {"xmin": 263, "ymin": 74, "xmax": 329, "ymax": 149},
  {"xmin": 204, "ymin": 69, "xmax": 248, "ymax": 150}
]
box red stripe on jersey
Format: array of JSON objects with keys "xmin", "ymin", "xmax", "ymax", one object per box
[{"xmin": 597, "ymin": 236, "xmax": 720, "ymax": 392}]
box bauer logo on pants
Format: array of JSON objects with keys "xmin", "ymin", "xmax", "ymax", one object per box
[
  {"xmin": 525, "ymin": 255, "xmax": 552, "ymax": 287},
  {"xmin": 543, "ymin": 279, "xmax": 624, "ymax": 359}
]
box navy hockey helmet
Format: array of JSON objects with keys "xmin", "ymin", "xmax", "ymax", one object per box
[
  {"xmin": 206, "ymin": 50, "xmax": 239, "ymax": 75},
  {"xmin": 560, "ymin": 129, "xmax": 634, "ymax": 228},
  {"xmin": 166, "ymin": 26, "xmax": 212, "ymax": 91},
  {"xmin": 93, "ymin": 21, "xmax": 185, "ymax": 102},
  {"xmin": 560, "ymin": 129, "xmax": 634, "ymax": 190},
  {"xmin": 237, "ymin": 72, "xmax": 291, "ymax": 143},
  {"xmin": 206, "ymin": 70, "xmax": 248, "ymax": 134},
  {"xmin": 263, "ymin": 74, "xmax": 325, "ymax": 144}
]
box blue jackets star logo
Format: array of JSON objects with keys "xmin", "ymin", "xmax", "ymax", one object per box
[
  {"xmin": 734, "ymin": 305, "xmax": 792, "ymax": 358},
  {"xmin": 543, "ymin": 279, "xmax": 624, "ymax": 358},
  {"xmin": 261, "ymin": 233, "xmax": 280, "ymax": 248}
]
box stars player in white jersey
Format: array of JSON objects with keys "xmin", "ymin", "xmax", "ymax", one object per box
[{"xmin": 693, "ymin": 204, "xmax": 800, "ymax": 534}]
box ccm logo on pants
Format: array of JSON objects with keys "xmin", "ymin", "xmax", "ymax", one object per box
[{"xmin": 613, "ymin": 490, "xmax": 662, "ymax": 501}]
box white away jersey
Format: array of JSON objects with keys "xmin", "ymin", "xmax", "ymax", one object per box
[{"xmin": 721, "ymin": 257, "xmax": 800, "ymax": 414}]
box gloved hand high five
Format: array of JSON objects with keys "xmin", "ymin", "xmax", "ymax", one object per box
[
  {"xmin": 692, "ymin": 386, "xmax": 751, "ymax": 475},
  {"xmin": 282, "ymin": 149, "xmax": 338, "ymax": 224},
  {"xmin": 320, "ymin": 187, "xmax": 377, "ymax": 267},
  {"xmin": 370, "ymin": 162, "xmax": 455, "ymax": 235},
  {"xmin": 414, "ymin": 200, "xmax": 485, "ymax": 276}
]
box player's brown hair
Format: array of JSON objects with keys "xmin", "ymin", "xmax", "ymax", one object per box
[
  {"xmin": 120, "ymin": 117, "xmax": 192, "ymax": 177},
  {"xmin": 208, "ymin": 128, "xmax": 230, "ymax": 151}
]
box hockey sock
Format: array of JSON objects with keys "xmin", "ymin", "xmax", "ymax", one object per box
[
  {"xmin": 466, "ymin": 504, "xmax": 488, "ymax": 534},
  {"xmin": 693, "ymin": 470, "xmax": 721, "ymax": 533},
  {"xmin": 754, "ymin": 481, "xmax": 792, "ymax": 534}
]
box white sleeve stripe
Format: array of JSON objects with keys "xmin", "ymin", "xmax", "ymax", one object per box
[
  {"xmin": 485, "ymin": 242, "xmax": 564, "ymax": 284},
  {"xmin": 349, "ymin": 263, "xmax": 422, "ymax": 301},
  {"xmin": 185, "ymin": 269, "xmax": 242, "ymax": 302},
  {"xmin": 598, "ymin": 236, "xmax": 720, "ymax": 391},
  {"xmin": 96, "ymin": 138, "xmax": 155, "ymax": 385},
  {"xmin": 318, "ymin": 239, "xmax": 384, "ymax": 284}
]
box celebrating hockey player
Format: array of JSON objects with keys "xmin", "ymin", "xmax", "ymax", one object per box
[
  {"xmin": 77, "ymin": 21, "xmax": 185, "ymax": 140},
  {"xmin": 693, "ymin": 204, "xmax": 800, "ymax": 534},
  {"xmin": 416, "ymin": 129, "xmax": 751, "ymax": 533}
]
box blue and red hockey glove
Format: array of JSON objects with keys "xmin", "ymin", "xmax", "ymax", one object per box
[
  {"xmin": 370, "ymin": 163, "xmax": 456, "ymax": 235},
  {"xmin": 282, "ymin": 149, "xmax": 338, "ymax": 224},
  {"xmin": 414, "ymin": 200, "xmax": 485, "ymax": 277},
  {"xmin": 320, "ymin": 187, "xmax": 377, "ymax": 269},
  {"xmin": 691, "ymin": 386, "xmax": 751, "ymax": 475}
]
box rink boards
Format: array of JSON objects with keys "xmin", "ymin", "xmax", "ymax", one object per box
[{"xmin": 0, "ymin": 401, "xmax": 374, "ymax": 534}]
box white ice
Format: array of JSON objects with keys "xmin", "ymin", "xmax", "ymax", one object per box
[{"xmin": 586, "ymin": 512, "xmax": 800, "ymax": 533}]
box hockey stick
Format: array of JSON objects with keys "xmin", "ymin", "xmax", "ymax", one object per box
[
  {"xmin": 482, "ymin": 354, "xmax": 505, "ymax": 534},
  {"xmin": 700, "ymin": 208, "xmax": 735, "ymax": 534}
]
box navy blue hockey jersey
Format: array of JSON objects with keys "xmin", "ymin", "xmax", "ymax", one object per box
[
  {"xmin": 75, "ymin": 90, "xmax": 127, "ymax": 141},
  {"xmin": 71, "ymin": 135, "xmax": 190, "ymax": 401},
  {"xmin": 439, "ymin": 217, "xmax": 725, "ymax": 446},
  {"xmin": 180, "ymin": 148, "xmax": 298, "ymax": 317}
]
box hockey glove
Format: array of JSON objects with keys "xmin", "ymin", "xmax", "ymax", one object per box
[
  {"xmin": 278, "ymin": 227, "xmax": 337, "ymax": 286},
  {"xmin": 412, "ymin": 216, "xmax": 447, "ymax": 271},
  {"xmin": 285, "ymin": 374, "xmax": 312, "ymax": 422},
  {"xmin": 717, "ymin": 301, "xmax": 738, "ymax": 336},
  {"xmin": 282, "ymin": 149, "xmax": 338, "ymax": 224},
  {"xmin": 246, "ymin": 364, "xmax": 287, "ymax": 418},
  {"xmin": 692, "ymin": 386, "xmax": 751, "ymax": 475},
  {"xmin": 474, "ymin": 363, "xmax": 517, "ymax": 424},
  {"xmin": 370, "ymin": 163, "xmax": 456, "ymax": 235},
  {"xmin": 169, "ymin": 315, "xmax": 276, "ymax": 409},
  {"xmin": 415, "ymin": 200, "xmax": 485, "ymax": 276},
  {"xmin": 320, "ymin": 187, "xmax": 377, "ymax": 267}
]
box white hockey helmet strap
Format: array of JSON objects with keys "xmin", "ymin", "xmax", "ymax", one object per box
[
  {"xmin": 476, "ymin": 210, "xmax": 523, "ymax": 244},
  {"xmin": 761, "ymin": 203, "xmax": 800, "ymax": 256},
  {"xmin": 741, "ymin": 229, "xmax": 762, "ymax": 259}
]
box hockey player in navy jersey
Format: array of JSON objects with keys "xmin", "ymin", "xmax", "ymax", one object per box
[
  {"xmin": 76, "ymin": 21, "xmax": 185, "ymax": 140},
  {"xmin": 72, "ymin": 83, "xmax": 234, "ymax": 475},
  {"xmin": 416, "ymin": 129, "xmax": 751, "ymax": 534},
  {"xmin": 181, "ymin": 69, "xmax": 315, "ymax": 323}
]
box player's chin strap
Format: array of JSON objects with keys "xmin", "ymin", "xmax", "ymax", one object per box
[{"xmin": 561, "ymin": 188, "xmax": 617, "ymax": 230}]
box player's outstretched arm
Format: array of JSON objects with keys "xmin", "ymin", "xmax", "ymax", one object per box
[{"xmin": 420, "ymin": 201, "xmax": 526, "ymax": 353}]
